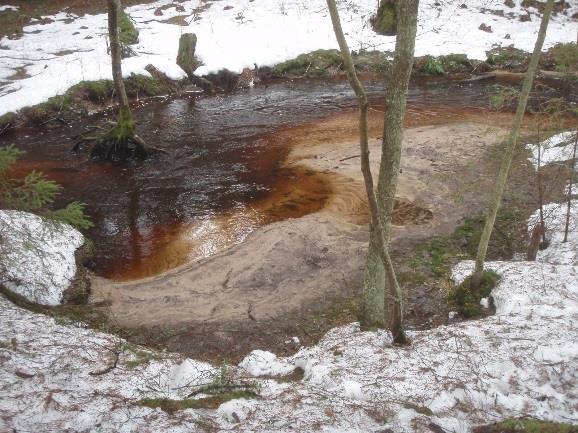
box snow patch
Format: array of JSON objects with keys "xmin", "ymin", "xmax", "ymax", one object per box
[
  {"xmin": 239, "ymin": 349, "xmax": 295, "ymax": 377},
  {"xmin": 528, "ymin": 131, "xmax": 577, "ymax": 169},
  {"xmin": 0, "ymin": 0, "xmax": 576, "ymax": 115},
  {"xmin": 0, "ymin": 210, "xmax": 84, "ymax": 305}
]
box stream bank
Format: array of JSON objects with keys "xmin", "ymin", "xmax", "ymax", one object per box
[{"xmin": 3, "ymin": 76, "xmax": 575, "ymax": 361}]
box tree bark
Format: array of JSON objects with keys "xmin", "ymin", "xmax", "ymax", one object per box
[
  {"xmin": 563, "ymin": 132, "xmax": 578, "ymax": 243},
  {"xmin": 362, "ymin": 0, "xmax": 419, "ymax": 334},
  {"xmin": 108, "ymin": 0, "xmax": 130, "ymax": 110},
  {"xmin": 326, "ymin": 0, "xmax": 408, "ymax": 344},
  {"xmin": 472, "ymin": 0, "xmax": 555, "ymax": 287}
]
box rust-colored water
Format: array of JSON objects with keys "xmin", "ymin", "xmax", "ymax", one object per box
[{"xmin": 3, "ymin": 76, "xmax": 571, "ymax": 280}]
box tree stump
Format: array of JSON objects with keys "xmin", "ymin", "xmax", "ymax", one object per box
[{"xmin": 176, "ymin": 33, "xmax": 199, "ymax": 78}]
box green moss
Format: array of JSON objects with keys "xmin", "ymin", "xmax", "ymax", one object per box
[
  {"xmin": 439, "ymin": 54, "xmax": 470, "ymax": 74},
  {"xmin": 67, "ymin": 80, "xmax": 114, "ymax": 102},
  {"xmin": 19, "ymin": 95, "xmax": 74, "ymax": 124},
  {"xmin": 0, "ymin": 111, "xmax": 16, "ymax": 129},
  {"xmin": 549, "ymin": 42, "xmax": 578, "ymax": 73},
  {"xmin": 453, "ymin": 270, "xmax": 500, "ymax": 318},
  {"xmin": 453, "ymin": 208, "xmax": 526, "ymax": 260},
  {"xmin": 124, "ymin": 73, "xmax": 165, "ymax": 97},
  {"xmin": 478, "ymin": 418, "xmax": 578, "ymax": 433},
  {"xmin": 273, "ymin": 49, "xmax": 343, "ymax": 77},
  {"xmin": 352, "ymin": 50, "xmax": 391, "ymax": 73},
  {"xmin": 418, "ymin": 56, "xmax": 446, "ymax": 75},
  {"xmin": 272, "ymin": 49, "xmax": 390, "ymax": 77},
  {"xmin": 138, "ymin": 391, "xmax": 258, "ymax": 413},
  {"xmin": 410, "ymin": 237, "xmax": 457, "ymax": 277},
  {"xmin": 110, "ymin": 106, "xmax": 135, "ymax": 141},
  {"xmin": 486, "ymin": 47, "xmax": 531, "ymax": 71},
  {"xmin": 372, "ymin": 2, "xmax": 397, "ymax": 36},
  {"xmin": 118, "ymin": 9, "xmax": 139, "ymax": 45}
]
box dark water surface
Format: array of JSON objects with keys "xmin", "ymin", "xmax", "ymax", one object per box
[{"xmin": 1, "ymin": 76, "xmax": 538, "ymax": 280}]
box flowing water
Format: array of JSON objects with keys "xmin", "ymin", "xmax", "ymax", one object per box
[{"xmin": 3, "ymin": 76, "xmax": 565, "ymax": 280}]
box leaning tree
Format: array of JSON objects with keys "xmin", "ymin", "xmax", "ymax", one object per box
[
  {"xmin": 327, "ymin": 0, "xmax": 419, "ymax": 344},
  {"xmin": 471, "ymin": 0, "xmax": 555, "ymax": 288}
]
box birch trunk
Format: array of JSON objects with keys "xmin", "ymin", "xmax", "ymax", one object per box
[
  {"xmin": 326, "ymin": 0, "xmax": 408, "ymax": 344},
  {"xmin": 472, "ymin": 0, "xmax": 555, "ymax": 287},
  {"xmin": 362, "ymin": 0, "xmax": 419, "ymax": 333}
]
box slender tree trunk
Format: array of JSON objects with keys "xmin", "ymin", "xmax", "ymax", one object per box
[
  {"xmin": 362, "ymin": 0, "xmax": 419, "ymax": 334},
  {"xmin": 563, "ymin": 132, "xmax": 578, "ymax": 242},
  {"xmin": 108, "ymin": 0, "xmax": 130, "ymax": 111},
  {"xmin": 471, "ymin": 0, "xmax": 555, "ymax": 287},
  {"xmin": 537, "ymin": 125, "xmax": 546, "ymax": 243},
  {"xmin": 326, "ymin": 0, "xmax": 408, "ymax": 344}
]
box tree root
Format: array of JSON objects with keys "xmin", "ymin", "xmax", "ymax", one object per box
[{"xmin": 72, "ymin": 121, "xmax": 166, "ymax": 161}]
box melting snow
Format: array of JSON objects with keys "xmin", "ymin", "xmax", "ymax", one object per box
[
  {"xmin": 0, "ymin": 0, "xmax": 577, "ymax": 115},
  {"xmin": 0, "ymin": 210, "xmax": 84, "ymax": 305}
]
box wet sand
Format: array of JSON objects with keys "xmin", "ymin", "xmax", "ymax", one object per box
[{"xmin": 91, "ymin": 108, "xmax": 514, "ymax": 329}]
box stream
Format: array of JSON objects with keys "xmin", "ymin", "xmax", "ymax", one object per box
[{"xmin": 2, "ymin": 75, "xmax": 566, "ymax": 281}]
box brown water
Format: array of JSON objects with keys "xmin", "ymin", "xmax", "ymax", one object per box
[{"xmin": 3, "ymin": 76, "xmax": 569, "ymax": 280}]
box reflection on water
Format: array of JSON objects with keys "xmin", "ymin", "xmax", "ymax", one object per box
[{"xmin": 2, "ymin": 76, "xmax": 546, "ymax": 280}]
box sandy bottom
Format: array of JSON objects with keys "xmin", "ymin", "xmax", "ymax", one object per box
[{"xmin": 91, "ymin": 108, "xmax": 517, "ymax": 341}]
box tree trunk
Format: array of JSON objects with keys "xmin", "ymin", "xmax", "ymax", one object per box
[
  {"xmin": 176, "ymin": 33, "xmax": 199, "ymax": 79},
  {"xmin": 108, "ymin": 0, "xmax": 130, "ymax": 111},
  {"xmin": 471, "ymin": 0, "xmax": 555, "ymax": 287},
  {"xmin": 362, "ymin": 0, "xmax": 419, "ymax": 335},
  {"xmin": 563, "ymin": 132, "xmax": 578, "ymax": 242},
  {"xmin": 326, "ymin": 0, "xmax": 408, "ymax": 344}
]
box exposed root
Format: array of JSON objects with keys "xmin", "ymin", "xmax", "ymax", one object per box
[{"xmin": 72, "ymin": 108, "xmax": 165, "ymax": 161}]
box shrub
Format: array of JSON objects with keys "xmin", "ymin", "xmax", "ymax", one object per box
[
  {"xmin": 420, "ymin": 56, "xmax": 445, "ymax": 75},
  {"xmin": 0, "ymin": 145, "xmax": 92, "ymax": 230}
]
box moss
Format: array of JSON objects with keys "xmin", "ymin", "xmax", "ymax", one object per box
[
  {"xmin": 486, "ymin": 47, "xmax": 531, "ymax": 72},
  {"xmin": 0, "ymin": 111, "xmax": 16, "ymax": 129},
  {"xmin": 18, "ymin": 95, "xmax": 75, "ymax": 124},
  {"xmin": 549, "ymin": 42, "xmax": 578, "ymax": 73},
  {"xmin": 475, "ymin": 418, "xmax": 578, "ymax": 433},
  {"xmin": 453, "ymin": 208, "xmax": 527, "ymax": 260},
  {"xmin": 273, "ymin": 49, "xmax": 343, "ymax": 77},
  {"xmin": 118, "ymin": 9, "xmax": 139, "ymax": 45},
  {"xmin": 352, "ymin": 50, "xmax": 391, "ymax": 73},
  {"xmin": 109, "ymin": 106, "xmax": 135, "ymax": 141},
  {"xmin": 372, "ymin": 1, "xmax": 397, "ymax": 36},
  {"xmin": 124, "ymin": 73, "xmax": 165, "ymax": 97},
  {"xmin": 439, "ymin": 54, "xmax": 471, "ymax": 74},
  {"xmin": 417, "ymin": 56, "xmax": 446, "ymax": 75},
  {"xmin": 66, "ymin": 74, "xmax": 166, "ymax": 103},
  {"xmin": 137, "ymin": 391, "xmax": 259, "ymax": 413},
  {"xmin": 452, "ymin": 270, "xmax": 500, "ymax": 318},
  {"xmin": 67, "ymin": 80, "xmax": 114, "ymax": 102},
  {"xmin": 272, "ymin": 49, "xmax": 389, "ymax": 77},
  {"xmin": 410, "ymin": 237, "xmax": 457, "ymax": 277}
]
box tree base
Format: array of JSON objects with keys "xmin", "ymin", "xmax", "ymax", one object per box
[
  {"xmin": 89, "ymin": 132, "xmax": 149, "ymax": 161},
  {"xmin": 72, "ymin": 110, "xmax": 164, "ymax": 161}
]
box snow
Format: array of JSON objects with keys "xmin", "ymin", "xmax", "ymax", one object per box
[
  {"xmin": 528, "ymin": 131, "xmax": 577, "ymax": 169},
  {"xmin": 2, "ymin": 127, "xmax": 578, "ymax": 430},
  {"xmin": 4, "ymin": 243, "xmax": 576, "ymax": 432},
  {"xmin": 1, "ymin": 0, "xmax": 577, "ymax": 116},
  {"xmin": 239, "ymin": 349, "xmax": 295, "ymax": 377},
  {"xmin": 0, "ymin": 210, "xmax": 84, "ymax": 305},
  {"xmin": 0, "ymin": 5, "xmax": 18, "ymax": 12},
  {"xmin": 529, "ymin": 200, "xmax": 578, "ymax": 264}
]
